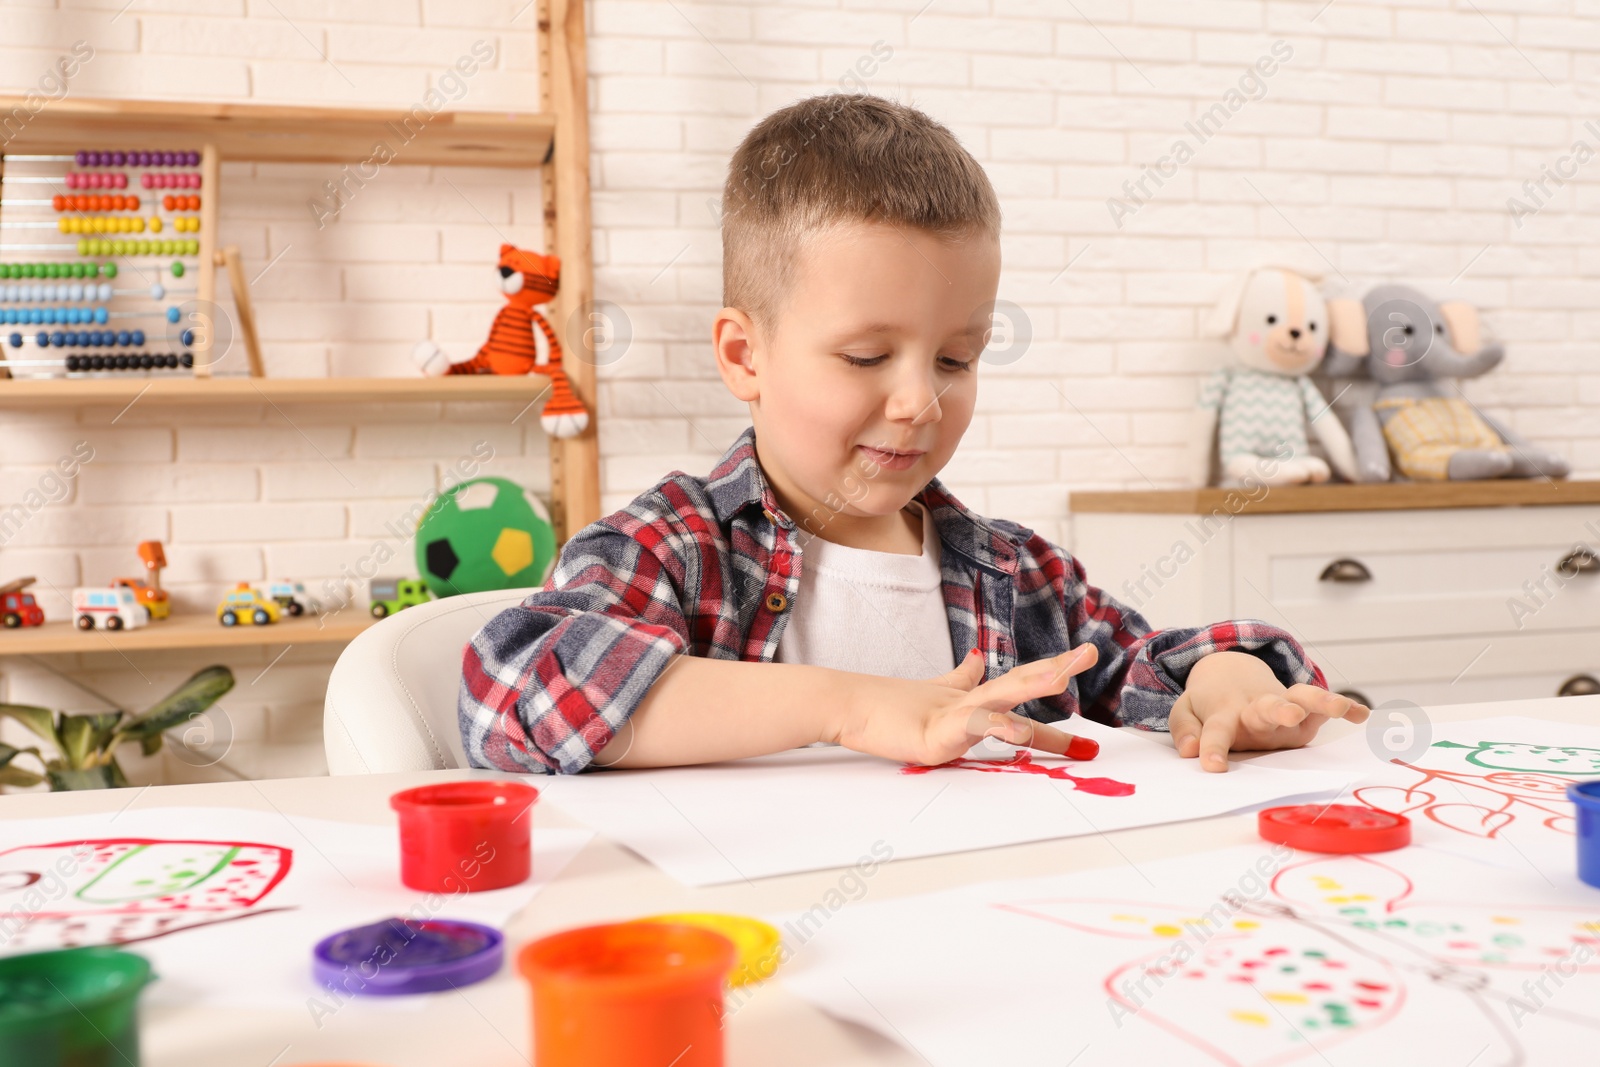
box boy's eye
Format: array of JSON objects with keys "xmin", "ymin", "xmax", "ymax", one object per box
[
  {"xmin": 939, "ymin": 356, "xmax": 974, "ymax": 371},
  {"xmin": 841, "ymin": 354, "xmax": 888, "ymax": 367}
]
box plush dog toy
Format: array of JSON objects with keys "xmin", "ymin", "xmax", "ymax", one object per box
[
  {"xmin": 1192, "ymin": 266, "xmax": 1357, "ymax": 487},
  {"xmin": 413, "ymin": 243, "xmax": 589, "ymax": 439},
  {"xmin": 1321, "ymin": 284, "xmax": 1568, "ymax": 481}
]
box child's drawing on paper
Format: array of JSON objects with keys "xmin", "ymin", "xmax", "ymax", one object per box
[
  {"xmin": 1355, "ymin": 738, "xmax": 1590, "ymax": 840},
  {"xmin": 996, "ymin": 853, "xmax": 1600, "ymax": 1067},
  {"xmin": 0, "ymin": 838, "xmax": 294, "ymax": 953},
  {"xmin": 901, "ymin": 752, "xmax": 1136, "ymax": 796}
]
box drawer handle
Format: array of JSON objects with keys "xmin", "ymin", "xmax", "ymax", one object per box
[
  {"xmin": 1318, "ymin": 559, "xmax": 1372, "ymax": 583},
  {"xmin": 1557, "ymin": 546, "xmax": 1600, "ymax": 578},
  {"xmin": 1559, "ymin": 674, "xmax": 1600, "ymax": 698}
]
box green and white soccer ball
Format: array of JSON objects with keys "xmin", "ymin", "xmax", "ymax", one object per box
[{"xmin": 416, "ymin": 477, "xmax": 557, "ymax": 597}]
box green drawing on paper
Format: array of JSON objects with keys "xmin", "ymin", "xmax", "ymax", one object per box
[
  {"xmin": 1430, "ymin": 740, "xmax": 1600, "ymax": 776},
  {"xmin": 76, "ymin": 844, "xmax": 242, "ymax": 904}
]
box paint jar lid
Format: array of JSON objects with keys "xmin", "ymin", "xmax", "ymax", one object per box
[
  {"xmin": 636, "ymin": 913, "xmax": 781, "ymax": 987},
  {"xmin": 1257, "ymin": 803, "xmax": 1411, "ymax": 854},
  {"xmin": 313, "ymin": 917, "xmax": 502, "ymax": 996}
]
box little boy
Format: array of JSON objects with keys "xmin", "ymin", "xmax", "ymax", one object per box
[{"xmin": 458, "ymin": 94, "xmax": 1368, "ymax": 776}]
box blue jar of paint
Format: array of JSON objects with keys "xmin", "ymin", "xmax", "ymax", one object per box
[{"xmin": 1568, "ymin": 780, "xmax": 1600, "ymax": 888}]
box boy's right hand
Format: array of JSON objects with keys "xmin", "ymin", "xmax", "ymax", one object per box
[{"xmin": 828, "ymin": 645, "xmax": 1100, "ymax": 766}]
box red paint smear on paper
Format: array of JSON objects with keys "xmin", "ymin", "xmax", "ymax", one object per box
[{"xmin": 901, "ymin": 752, "xmax": 1135, "ymax": 796}]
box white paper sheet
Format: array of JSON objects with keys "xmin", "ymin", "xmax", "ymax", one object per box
[
  {"xmin": 0, "ymin": 807, "xmax": 592, "ymax": 1010},
  {"xmin": 776, "ymin": 842, "xmax": 1600, "ymax": 1067},
  {"xmin": 540, "ymin": 718, "xmax": 1356, "ymax": 886},
  {"xmin": 1249, "ymin": 715, "xmax": 1597, "ymax": 878}
]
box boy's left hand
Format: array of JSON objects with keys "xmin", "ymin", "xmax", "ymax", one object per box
[{"xmin": 1168, "ymin": 650, "xmax": 1369, "ymax": 773}]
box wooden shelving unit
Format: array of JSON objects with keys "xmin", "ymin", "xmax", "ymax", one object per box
[
  {"xmin": 0, "ymin": 0, "xmax": 599, "ymax": 667},
  {"xmin": 0, "ymin": 374, "xmax": 553, "ymax": 407},
  {"xmin": 0, "ymin": 613, "xmax": 374, "ymax": 657},
  {"xmin": 1070, "ymin": 480, "xmax": 1600, "ymax": 515}
]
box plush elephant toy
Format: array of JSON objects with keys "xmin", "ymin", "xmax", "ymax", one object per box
[
  {"xmin": 1321, "ymin": 284, "xmax": 1569, "ymax": 481},
  {"xmin": 1191, "ymin": 266, "xmax": 1358, "ymax": 487}
]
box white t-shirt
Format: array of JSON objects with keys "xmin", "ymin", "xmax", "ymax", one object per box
[{"xmin": 773, "ymin": 501, "xmax": 957, "ymax": 680}]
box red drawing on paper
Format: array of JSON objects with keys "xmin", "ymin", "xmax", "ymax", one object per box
[
  {"xmin": 0, "ymin": 838, "xmax": 295, "ymax": 954},
  {"xmin": 1354, "ymin": 740, "xmax": 1592, "ymax": 840},
  {"xmin": 994, "ymin": 854, "xmax": 1600, "ymax": 1066},
  {"xmin": 901, "ymin": 752, "xmax": 1136, "ymax": 796}
]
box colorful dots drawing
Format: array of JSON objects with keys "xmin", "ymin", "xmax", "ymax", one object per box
[
  {"xmin": 900, "ymin": 752, "xmax": 1137, "ymax": 796},
  {"xmin": 993, "ymin": 853, "xmax": 1600, "ymax": 1066},
  {"xmin": 0, "ymin": 838, "xmax": 293, "ymax": 953}
]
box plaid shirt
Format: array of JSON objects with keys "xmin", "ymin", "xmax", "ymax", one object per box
[{"xmin": 459, "ymin": 426, "xmax": 1327, "ymax": 775}]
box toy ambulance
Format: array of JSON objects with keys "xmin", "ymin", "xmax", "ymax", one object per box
[{"xmin": 73, "ymin": 586, "xmax": 148, "ymax": 632}]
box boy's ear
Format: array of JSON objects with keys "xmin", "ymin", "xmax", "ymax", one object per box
[{"xmin": 713, "ymin": 307, "xmax": 761, "ymax": 402}]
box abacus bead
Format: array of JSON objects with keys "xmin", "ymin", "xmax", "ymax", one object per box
[
  {"xmin": 75, "ymin": 151, "xmax": 87, "ymax": 166},
  {"xmin": 6, "ymin": 333, "xmax": 18, "ymax": 348},
  {"xmin": 116, "ymin": 330, "xmax": 131, "ymax": 345},
  {"xmin": 162, "ymin": 195, "xmax": 173, "ymax": 211},
  {"xmin": 170, "ymin": 262, "xmax": 184, "ymax": 278},
  {"xmin": 148, "ymin": 283, "xmax": 164, "ymax": 300},
  {"xmin": 115, "ymin": 151, "xmax": 128, "ymax": 166},
  {"xmin": 166, "ymin": 307, "xmax": 179, "ymax": 323},
  {"xmin": 179, "ymin": 329, "xmax": 193, "ymax": 347},
  {"xmin": 95, "ymin": 308, "xmax": 108, "ymax": 325},
  {"xmin": 140, "ymin": 174, "xmax": 152, "ymax": 189},
  {"xmin": 187, "ymin": 240, "xmax": 199, "ymax": 254},
  {"xmin": 132, "ymin": 329, "xmax": 146, "ymax": 346},
  {"xmin": 103, "ymin": 263, "xmax": 117, "ymax": 279},
  {"xmin": 49, "ymin": 331, "xmax": 64, "ymax": 347},
  {"xmin": 149, "ymin": 217, "xmax": 163, "ymax": 233}
]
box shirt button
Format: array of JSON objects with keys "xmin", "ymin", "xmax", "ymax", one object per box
[{"xmin": 765, "ymin": 591, "xmax": 788, "ymax": 612}]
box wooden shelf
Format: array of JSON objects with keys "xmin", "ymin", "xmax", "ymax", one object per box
[
  {"xmin": 0, "ymin": 374, "xmax": 552, "ymax": 407},
  {"xmin": 1070, "ymin": 480, "xmax": 1600, "ymax": 515},
  {"xmin": 0, "ymin": 611, "xmax": 374, "ymax": 657},
  {"xmin": 0, "ymin": 98, "xmax": 554, "ymax": 168}
]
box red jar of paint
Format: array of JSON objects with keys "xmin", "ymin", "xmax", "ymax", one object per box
[
  {"xmin": 518, "ymin": 922, "xmax": 737, "ymax": 1067},
  {"xmin": 389, "ymin": 780, "xmax": 539, "ymax": 893}
]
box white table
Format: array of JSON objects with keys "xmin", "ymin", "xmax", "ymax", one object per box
[{"xmin": 3, "ymin": 694, "xmax": 1594, "ymax": 1066}]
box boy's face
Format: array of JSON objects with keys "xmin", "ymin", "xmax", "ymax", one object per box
[{"xmin": 715, "ymin": 221, "xmax": 1001, "ymax": 537}]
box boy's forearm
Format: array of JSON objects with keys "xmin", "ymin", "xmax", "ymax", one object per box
[{"xmin": 594, "ymin": 656, "xmax": 872, "ymax": 769}]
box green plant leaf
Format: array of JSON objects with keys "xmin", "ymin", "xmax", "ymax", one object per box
[
  {"xmin": 82, "ymin": 712, "xmax": 123, "ymax": 758},
  {"xmin": 47, "ymin": 765, "xmax": 119, "ymax": 791},
  {"xmin": 0, "ymin": 764, "xmax": 45, "ymax": 789},
  {"xmin": 0, "ymin": 703, "xmax": 60, "ymax": 748},
  {"xmin": 118, "ymin": 666, "xmax": 235, "ymax": 745},
  {"xmin": 0, "ymin": 741, "xmax": 41, "ymax": 772},
  {"xmin": 56, "ymin": 715, "xmax": 97, "ymax": 770},
  {"xmin": 139, "ymin": 734, "xmax": 163, "ymax": 757}
]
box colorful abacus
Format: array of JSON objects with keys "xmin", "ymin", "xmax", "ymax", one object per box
[{"xmin": 0, "ymin": 148, "xmax": 211, "ymax": 378}]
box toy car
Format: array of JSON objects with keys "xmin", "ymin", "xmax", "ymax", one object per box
[
  {"xmin": 216, "ymin": 583, "xmax": 282, "ymax": 627},
  {"xmin": 369, "ymin": 578, "xmax": 433, "ymax": 618},
  {"xmin": 112, "ymin": 577, "xmax": 170, "ymax": 621},
  {"xmin": 0, "ymin": 577, "xmax": 45, "ymax": 628},
  {"xmin": 73, "ymin": 586, "xmax": 149, "ymax": 632},
  {"xmin": 256, "ymin": 579, "xmax": 320, "ymax": 617}
]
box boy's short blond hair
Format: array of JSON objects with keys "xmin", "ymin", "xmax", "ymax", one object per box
[{"xmin": 720, "ymin": 94, "xmax": 1001, "ymax": 331}]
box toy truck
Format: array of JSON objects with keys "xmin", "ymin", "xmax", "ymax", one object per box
[
  {"xmin": 112, "ymin": 578, "xmax": 170, "ymax": 620},
  {"xmin": 369, "ymin": 578, "xmax": 433, "ymax": 618},
  {"xmin": 0, "ymin": 577, "xmax": 45, "ymax": 628},
  {"xmin": 73, "ymin": 586, "xmax": 149, "ymax": 631}
]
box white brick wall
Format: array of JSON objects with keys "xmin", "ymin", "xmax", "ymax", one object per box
[{"xmin": 3, "ymin": 0, "xmax": 1598, "ymax": 783}]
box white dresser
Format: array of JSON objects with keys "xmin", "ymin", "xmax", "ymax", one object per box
[{"xmin": 1070, "ymin": 482, "xmax": 1600, "ymax": 708}]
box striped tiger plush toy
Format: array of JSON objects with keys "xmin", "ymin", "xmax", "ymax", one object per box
[{"xmin": 413, "ymin": 244, "xmax": 590, "ymax": 438}]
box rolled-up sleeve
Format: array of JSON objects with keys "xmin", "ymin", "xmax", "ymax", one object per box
[
  {"xmin": 458, "ymin": 523, "xmax": 688, "ymax": 775},
  {"xmin": 1019, "ymin": 531, "xmax": 1326, "ymax": 731}
]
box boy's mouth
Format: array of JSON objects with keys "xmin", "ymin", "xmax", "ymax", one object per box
[{"xmin": 857, "ymin": 444, "xmax": 924, "ymax": 471}]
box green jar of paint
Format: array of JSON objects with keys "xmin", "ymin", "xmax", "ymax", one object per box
[{"xmin": 0, "ymin": 947, "xmax": 152, "ymax": 1067}]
